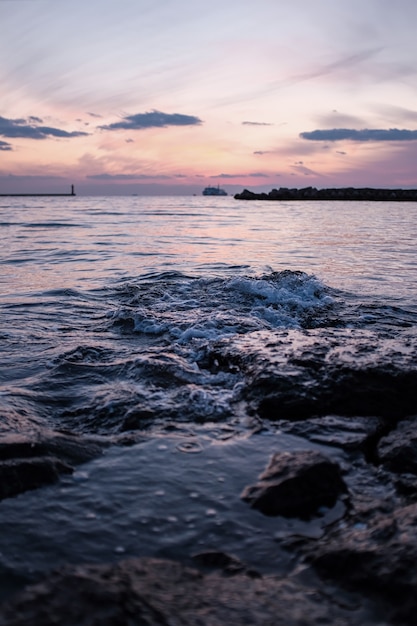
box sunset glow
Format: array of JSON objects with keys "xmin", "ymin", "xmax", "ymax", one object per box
[{"xmin": 1, "ymin": 0, "xmax": 417, "ymax": 195}]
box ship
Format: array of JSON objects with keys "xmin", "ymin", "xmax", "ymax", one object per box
[{"xmin": 202, "ymin": 185, "xmax": 228, "ymax": 196}]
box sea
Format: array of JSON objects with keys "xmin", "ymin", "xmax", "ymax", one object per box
[{"xmin": 1, "ymin": 194, "xmax": 417, "ymax": 594}]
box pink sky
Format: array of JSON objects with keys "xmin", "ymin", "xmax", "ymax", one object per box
[{"xmin": 1, "ymin": 0, "xmax": 417, "ymax": 195}]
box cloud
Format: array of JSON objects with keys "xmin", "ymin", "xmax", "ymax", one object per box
[
  {"xmin": 291, "ymin": 163, "xmax": 321, "ymax": 176},
  {"xmin": 0, "ymin": 174, "xmax": 64, "ymax": 180},
  {"xmin": 374, "ymin": 105, "xmax": 417, "ymax": 124},
  {"xmin": 86, "ymin": 173, "xmax": 172, "ymax": 180},
  {"xmin": 317, "ymin": 110, "xmax": 367, "ymax": 127},
  {"xmin": 0, "ymin": 116, "xmax": 89, "ymax": 139},
  {"xmin": 0, "ymin": 140, "xmax": 12, "ymax": 151},
  {"xmin": 99, "ymin": 110, "xmax": 203, "ymax": 131},
  {"xmin": 211, "ymin": 172, "xmax": 269, "ymax": 179},
  {"xmin": 300, "ymin": 128, "xmax": 417, "ymax": 142},
  {"xmin": 242, "ymin": 121, "xmax": 273, "ymax": 126}
]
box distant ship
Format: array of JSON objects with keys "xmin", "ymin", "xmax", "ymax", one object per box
[{"xmin": 202, "ymin": 186, "xmax": 228, "ymax": 196}]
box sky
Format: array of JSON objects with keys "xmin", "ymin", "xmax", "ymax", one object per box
[{"xmin": 1, "ymin": 0, "xmax": 417, "ymax": 195}]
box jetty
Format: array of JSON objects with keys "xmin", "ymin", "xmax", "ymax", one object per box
[
  {"xmin": 234, "ymin": 187, "xmax": 417, "ymax": 201},
  {"xmin": 0, "ymin": 185, "xmax": 76, "ymax": 197}
]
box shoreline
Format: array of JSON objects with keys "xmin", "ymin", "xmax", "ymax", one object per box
[
  {"xmin": 0, "ymin": 194, "xmax": 76, "ymax": 197},
  {"xmin": 0, "ymin": 185, "xmax": 76, "ymax": 198},
  {"xmin": 234, "ymin": 186, "xmax": 417, "ymax": 201}
]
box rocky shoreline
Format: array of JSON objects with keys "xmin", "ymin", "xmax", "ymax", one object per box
[
  {"xmin": 1, "ymin": 408, "xmax": 417, "ymax": 624},
  {"xmin": 234, "ymin": 186, "xmax": 417, "ymax": 201},
  {"xmin": 1, "ymin": 328, "xmax": 417, "ymax": 624}
]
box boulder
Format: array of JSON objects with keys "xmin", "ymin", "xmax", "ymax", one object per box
[
  {"xmin": 0, "ymin": 456, "xmax": 72, "ymax": 500},
  {"xmin": 377, "ymin": 417, "xmax": 417, "ymax": 474},
  {"xmin": 241, "ymin": 450, "xmax": 348, "ymax": 518},
  {"xmin": 0, "ymin": 430, "xmax": 105, "ymax": 500}
]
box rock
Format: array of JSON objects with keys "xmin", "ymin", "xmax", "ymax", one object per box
[
  {"xmin": 377, "ymin": 417, "xmax": 417, "ymax": 474},
  {"xmin": 0, "ymin": 430, "xmax": 105, "ymax": 500},
  {"xmin": 241, "ymin": 450, "xmax": 348, "ymax": 518},
  {"xmin": 0, "ymin": 557, "xmax": 384, "ymax": 626},
  {"xmin": 252, "ymin": 366, "xmax": 417, "ymax": 421},
  {"xmin": 234, "ymin": 187, "xmax": 417, "ymax": 202},
  {"xmin": 306, "ymin": 503, "xmax": 417, "ymax": 625},
  {"xmin": 280, "ymin": 415, "xmax": 384, "ymax": 453},
  {"xmin": 0, "ymin": 457, "xmax": 72, "ymax": 500},
  {"xmin": 0, "ymin": 430, "xmax": 104, "ymax": 465},
  {"xmin": 191, "ymin": 550, "xmax": 249, "ymax": 575}
]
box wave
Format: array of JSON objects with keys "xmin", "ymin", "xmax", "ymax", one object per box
[
  {"xmin": 2, "ymin": 269, "xmax": 417, "ymax": 438},
  {"xmin": 110, "ymin": 270, "xmax": 338, "ymax": 343}
]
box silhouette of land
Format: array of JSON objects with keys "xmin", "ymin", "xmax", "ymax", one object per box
[
  {"xmin": 0, "ymin": 185, "xmax": 76, "ymax": 197},
  {"xmin": 235, "ymin": 187, "xmax": 417, "ymax": 201}
]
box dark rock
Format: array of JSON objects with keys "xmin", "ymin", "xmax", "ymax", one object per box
[
  {"xmin": 0, "ymin": 557, "xmax": 384, "ymax": 626},
  {"xmin": 377, "ymin": 417, "xmax": 417, "ymax": 474},
  {"xmin": 211, "ymin": 329, "xmax": 417, "ymax": 421},
  {"xmin": 253, "ymin": 367, "xmax": 417, "ymax": 421},
  {"xmin": 0, "ymin": 430, "xmax": 104, "ymax": 465},
  {"xmin": 241, "ymin": 450, "xmax": 348, "ymax": 518},
  {"xmin": 0, "ymin": 430, "xmax": 105, "ymax": 500},
  {"xmin": 192, "ymin": 550, "xmax": 248, "ymax": 575},
  {"xmin": 306, "ymin": 503, "xmax": 417, "ymax": 625},
  {"xmin": 0, "ymin": 456, "xmax": 72, "ymax": 500},
  {"xmin": 394, "ymin": 473, "xmax": 417, "ymax": 498},
  {"xmin": 280, "ymin": 415, "xmax": 384, "ymax": 453},
  {"xmin": 234, "ymin": 187, "xmax": 417, "ymax": 202}
]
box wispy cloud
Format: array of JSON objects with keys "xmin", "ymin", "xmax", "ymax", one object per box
[
  {"xmin": 0, "ymin": 140, "xmax": 12, "ymax": 151},
  {"xmin": 242, "ymin": 121, "xmax": 273, "ymax": 126},
  {"xmin": 0, "ymin": 116, "xmax": 88, "ymax": 140},
  {"xmin": 86, "ymin": 173, "xmax": 172, "ymax": 180},
  {"xmin": 217, "ymin": 48, "xmax": 382, "ymax": 107},
  {"xmin": 99, "ymin": 110, "xmax": 203, "ymax": 131},
  {"xmin": 0, "ymin": 174, "xmax": 64, "ymax": 180},
  {"xmin": 211, "ymin": 172, "xmax": 269, "ymax": 179},
  {"xmin": 300, "ymin": 128, "xmax": 417, "ymax": 142},
  {"xmin": 291, "ymin": 163, "xmax": 322, "ymax": 176}
]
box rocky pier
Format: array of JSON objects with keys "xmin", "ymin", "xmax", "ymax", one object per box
[{"xmin": 234, "ymin": 186, "xmax": 417, "ymax": 201}]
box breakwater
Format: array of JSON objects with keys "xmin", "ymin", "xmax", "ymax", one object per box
[
  {"xmin": 0, "ymin": 185, "xmax": 76, "ymax": 198},
  {"xmin": 234, "ymin": 186, "xmax": 417, "ymax": 201}
]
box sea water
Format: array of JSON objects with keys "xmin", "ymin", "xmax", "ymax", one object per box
[{"xmin": 0, "ymin": 195, "xmax": 416, "ymax": 592}]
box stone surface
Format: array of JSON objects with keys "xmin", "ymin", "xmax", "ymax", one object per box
[
  {"xmin": 0, "ymin": 456, "xmax": 72, "ymax": 500},
  {"xmin": 280, "ymin": 415, "xmax": 384, "ymax": 452},
  {"xmin": 0, "ymin": 557, "xmax": 385, "ymax": 626},
  {"xmin": 377, "ymin": 417, "xmax": 417, "ymax": 474},
  {"xmin": 0, "ymin": 430, "xmax": 105, "ymax": 500},
  {"xmin": 305, "ymin": 503, "xmax": 417, "ymax": 625},
  {"xmin": 241, "ymin": 449, "xmax": 348, "ymax": 518}
]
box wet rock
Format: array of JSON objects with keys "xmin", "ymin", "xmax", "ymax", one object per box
[
  {"xmin": 241, "ymin": 450, "xmax": 348, "ymax": 518},
  {"xmin": 0, "ymin": 430, "xmax": 105, "ymax": 500},
  {"xmin": 253, "ymin": 366, "xmax": 417, "ymax": 421},
  {"xmin": 212, "ymin": 329, "xmax": 417, "ymax": 421},
  {"xmin": 0, "ymin": 456, "xmax": 72, "ymax": 500},
  {"xmin": 0, "ymin": 557, "xmax": 384, "ymax": 626},
  {"xmin": 0, "ymin": 430, "xmax": 104, "ymax": 465},
  {"xmin": 192, "ymin": 550, "xmax": 249, "ymax": 575},
  {"xmin": 377, "ymin": 417, "xmax": 417, "ymax": 474},
  {"xmin": 306, "ymin": 503, "xmax": 417, "ymax": 625},
  {"xmin": 280, "ymin": 415, "xmax": 384, "ymax": 453}
]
